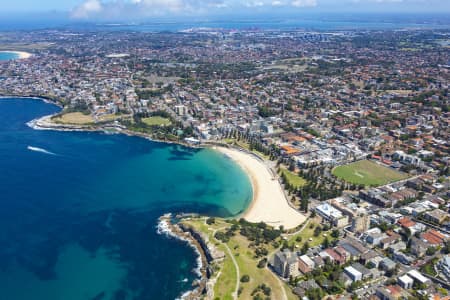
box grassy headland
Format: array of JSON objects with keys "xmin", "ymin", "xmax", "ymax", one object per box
[{"xmin": 180, "ymin": 217, "xmax": 298, "ymax": 300}]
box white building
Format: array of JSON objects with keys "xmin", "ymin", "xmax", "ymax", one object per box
[
  {"xmin": 407, "ymin": 270, "xmax": 430, "ymax": 285},
  {"xmin": 398, "ymin": 275, "xmax": 414, "ymax": 289},
  {"xmin": 315, "ymin": 203, "xmax": 349, "ymax": 228},
  {"xmin": 344, "ymin": 266, "xmax": 362, "ymax": 282}
]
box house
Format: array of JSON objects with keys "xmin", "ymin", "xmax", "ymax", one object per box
[
  {"xmin": 364, "ymin": 228, "xmax": 387, "ymax": 246},
  {"xmin": 424, "ymin": 209, "xmax": 448, "ymax": 225},
  {"xmin": 338, "ymin": 238, "xmax": 369, "ymax": 260},
  {"xmin": 422, "ymin": 229, "xmax": 447, "ymax": 246},
  {"xmin": 388, "ymin": 241, "xmax": 407, "ymax": 253},
  {"xmin": 298, "ymin": 255, "xmax": 315, "ymax": 274},
  {"xmin": 398, "ymin": 274, "xmax": 414, "ymax": 289},
  {"xmin": 367, "ymin": 256, "xmax": 384, "ymax": 269},
  {"xmin": 344, "ymin": 266, "xmax": 362, "ymax": 282},
  {"xmin": 324, "ymin": 248, "xmax": 347, "ymax": 265},
  {"xmin": 273, "ymin": 249, "xmax": 299, "ymax": 278},
  {"xmin": 380, "ymin": 257, "xmax": 396, "ymax": 272},
  {"xmin": 359, "ymin": 189, "xmax": 392, "ymax": 208},
  {"xmin": 397, "ymin": 217, "xmax": 416, "ymax": 230},
  {"xmin": 393, "ymin": 251, "xmax": 414, "ymax": 265},
  {"xmin": 437, "ymin": 255, "xmax": 450, "ymax": 280},
  {"xmin": 293, "ymin": 279, "xmax": 320, "ymax": 297},
  {"xmin": 351, "ymin": 262, "xmax": 374, "ymax": 280},
  {"xmin": 410, "ymin": 237, "xmax": 428, "ymax": 257},
  {"xmin": 313, "ymin": 256, "xmax": 325, "ymax": 268},
  {"xmin": 360, "ymin": 250, "xmax": 380, "ymax": 265},
  {"xmin": 376, "ymin": 285, "xmax": 405, "ymax": 300},
  {"xmin": 380, "ymin": 231, "xmax": 402, "ymax": 250},
  {"xmin": 335, "ymin": 246, "xmax": 351, "ymax": 263}
]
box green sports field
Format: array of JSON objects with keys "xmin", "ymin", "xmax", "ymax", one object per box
[
  {"xmin": 141, "ymin": 116, "xmax": 171, "ymax": 126},
  {"xmin": 332, "ymin": 160, "xmax": 408, "ymax": 187}
]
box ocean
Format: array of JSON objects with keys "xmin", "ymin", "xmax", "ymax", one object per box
[
  {"xmin": 0, "ymin": 14, "xmax": 449, "ymax": 32},
  {"xmin": 0, "ymin": 98, "xmax": 252, "ymax": 300},
  {"xmin": 0, "ymin": 52, "xmax": 19, "ymax": 61}
]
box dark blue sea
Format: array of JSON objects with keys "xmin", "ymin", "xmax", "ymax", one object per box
[{"xmin": 0, "ymin": 98, "xmax": 252, "ymax": 300}]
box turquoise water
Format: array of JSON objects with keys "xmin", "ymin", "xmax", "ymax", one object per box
[
  {"xmin": 0, "ymin": 98, "xmax": 252, "ymax": 300},
  {"xmin": 0, "ymin": 51, "xmax": 19, "ymax": 60}
]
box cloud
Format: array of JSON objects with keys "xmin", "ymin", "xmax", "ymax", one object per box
[
  {"xmin": 71, "ymin": 0, "xmax": 103, "ymax": 19},
  {"xmin": 291, "ymin": 0, "xmax": 317, "ymax": 7},
  {"xmin": 70, "ymin": 0, "xmax": 318, "ymax": 19}
]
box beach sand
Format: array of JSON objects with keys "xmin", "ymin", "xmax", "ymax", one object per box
[
  {"xmin": 15, "ymin": 51, "xmax": 32, "ymax": 59},
  {"xmin": 216, "ymin": 147, "xmax": 306, "ymax": 229}
]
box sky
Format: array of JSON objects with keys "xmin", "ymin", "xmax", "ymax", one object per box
[{"xmin": 2, "ymin": 0, "xmax": 450, "ymax": 21}]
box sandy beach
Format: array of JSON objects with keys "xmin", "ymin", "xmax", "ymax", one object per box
[
  {"xmin": 0, "ymin": 51, "xmax": 32, "ymax": 59},
  {"xmin": 216, "ymin": 147, "xmax": 306, "ymax": 229}
]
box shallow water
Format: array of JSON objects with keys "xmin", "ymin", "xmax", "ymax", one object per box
[{"xmin": 0, "ymin": 98, "xmax": 252, "ymax": 300}]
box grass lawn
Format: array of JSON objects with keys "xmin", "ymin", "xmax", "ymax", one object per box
[
  {"xmin": 287, "ymin": 221, "xmax": 335, "ymax": 249},
  {"xmin": 332, "ymin": 160, "xmax": 408, "ymax": 187},
  {"xmin": 228, "ymin": 235, "xmax": 292, "ymax": 300},
  {"xmin": 182, "ymin": 218, "xmax": 296, "ymax": 300},
  {"xmin": 280, "ymin": 167, "xmax": 307, "ymax": 189},
  {"xmin": 97, "ymin": 113, "xmax": 123, "ymax": 122},
  {"xmin": 141, "ymin": 116, "xmax": 171, "ymax": 126},
  {"xmin": 53, "ymin": 112, "xmax": 94, "ymax": 125}
]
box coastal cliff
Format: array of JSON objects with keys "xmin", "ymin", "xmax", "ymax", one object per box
[{"xmin": 157, "ymin": 214, "xmax": 225, "ymax": 300}]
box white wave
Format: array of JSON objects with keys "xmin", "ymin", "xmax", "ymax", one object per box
[
  {"xmin": 175, "ymin": 290, "xmax": 192, "ymax": 300},
  {"xmin": 27, "ymin": 146, "xmax": 57, "ymax": 156},
  {"xmin": 157, "ymin": 215, "xmax": 204, "ymax": 300}
]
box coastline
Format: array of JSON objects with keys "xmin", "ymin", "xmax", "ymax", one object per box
[
  {"xmin": 215, "ymin": 147, "xmax": 306, "ymax": 229},
  {"xmin": 3, "ymin": 95, "xmax": 305, "ymax": 229},
  {"xmin": 0, "ymin": 51, "xmax": 32, "ymax": 59},
  {"xmin": 3, "ymin": 95, "xmax": 304, "ymax": 298},
  {"xmin": 157, "ymin": 214, "xmax": 219, "ymax": 300}
]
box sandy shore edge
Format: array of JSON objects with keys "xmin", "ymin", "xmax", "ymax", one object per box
[
  {"xmin": 4, "ymin": 96, "xmax": 305, "ymax": 229},
  {"xmin": 215, "ymin": 146, "xmax": 306, "ymax": 229}
]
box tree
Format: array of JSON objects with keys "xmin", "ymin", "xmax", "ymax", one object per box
[
  {"xmin": 301, "ymin": 197, "xmax": 309, "ymax": 212},
  {"xmin": 240, "ymin": 275, "xmax": 250, "ymax": 283},
  {"xmin": 314, "ymin": 226, "xmax": 322, "ymax": 237},
  {"xmin": 331, "ymin": 229, "xmax": 340, "ymax": 239},
  {"xmin": 426, "ymin": 246, "xmax": 437, "ymax": 256},
  {"xmin": 301, "ymin": 242, "xmax": 310, "ymax": 254},
  {"xmin": 257, "ymin": 258, "xmax": 267, "ymax": 268}
]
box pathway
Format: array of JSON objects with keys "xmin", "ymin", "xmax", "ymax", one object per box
[
  {"xmin": 267, "ymin": 265, "xmax": 288, "ymax": 300},
  {"xmin": 224, "ymin": 243, "xmax": 240, "ymax": 300}
]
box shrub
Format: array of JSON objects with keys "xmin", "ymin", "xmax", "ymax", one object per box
[
  {"xmin": 257, "ymin": 258, "xmax": 267, "ymax": 268},
  {"xmin": 214, "ymin": 231, "xmax": 229, "ymax": 243}
]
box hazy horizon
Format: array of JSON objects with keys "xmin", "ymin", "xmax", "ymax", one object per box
[{"xmin": 1, "ymin": 0, "xmax": 450, "ymax": 23}]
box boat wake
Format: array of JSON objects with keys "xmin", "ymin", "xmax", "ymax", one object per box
[{"xmin": 27, "ymin": 146, "xmax": 57, "ymax": 156}]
